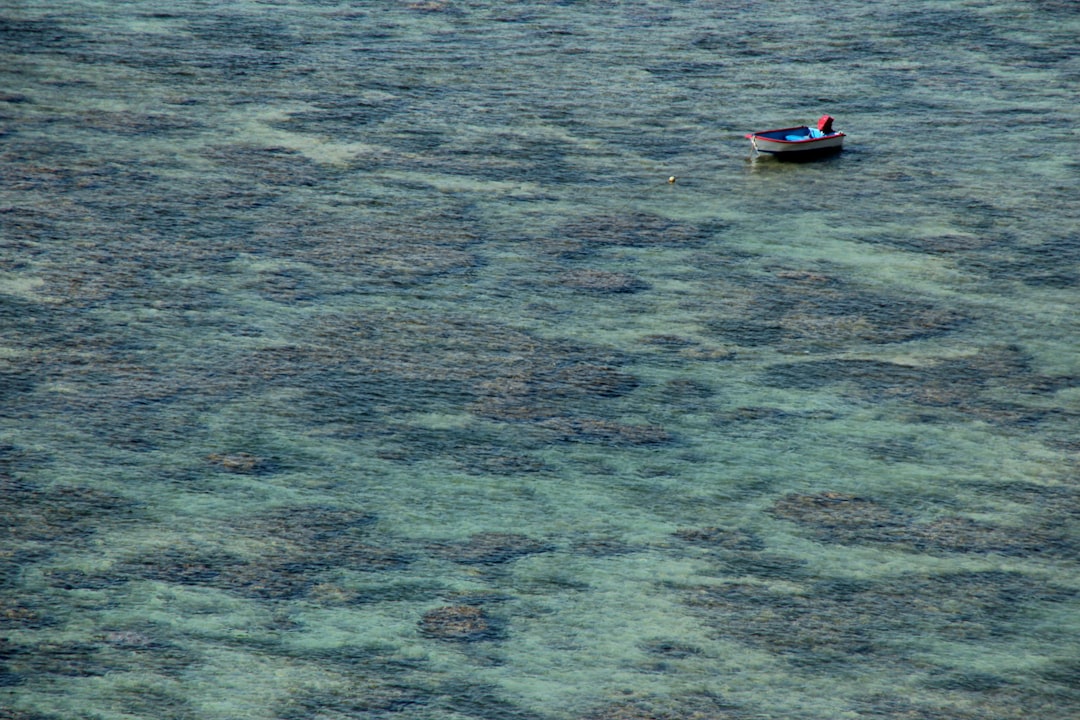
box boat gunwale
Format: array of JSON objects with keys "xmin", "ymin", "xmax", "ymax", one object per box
[{"xmin": 746, "ymin": 126, "xmax": 846, "ymax": 145}]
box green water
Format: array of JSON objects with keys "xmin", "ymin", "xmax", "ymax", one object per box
[{"xmin": 2, "ymin": 1, "xmax": 1078, "ymax": 718}]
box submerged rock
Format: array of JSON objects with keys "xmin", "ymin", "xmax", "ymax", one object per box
[
  {"xmin": 0, "ymin": 598, "xmax": 47, "ymax": 629},
  {"xmin": 769, "ymin": 491, "xmax": 1073, "ymax": 557},
  {"xmin": 0, "ymin": 480, "xmax": 140, "ymax": 545},
  {"xmin": 570, "ymin": 536, "xmax": 642, "ymax": 557},
  {"xmin": 537, "ymin": 417, "xmax": 671, "ymax": 445},
  {"xmin": 758, "ymin": 344, "xmax": 1073, "ymax": 427},
  {"xmin": 100, "ymin": 630, "xmax": 157, "ymax": 649},
  {"xmin": 562, "ymin": 212, "xmax": 715, "ymax": 249},
  {"xmin": 2, "ymin": 639, "xmax": 113, "ymax": 679},
  {"xmin": 206, "ymin": 452, "xmax": 268, "ymax": 473},
  {"xmin": 237, "ymin": 505, "xmax": 378, "ymax": 545},
  {"xmin": 639, "ymin": 334, "xmax": 696, "ymax": 348},
  {"xmin": 431, "ymin": 532, "xmax": 554, "ymax": 565},
  {"xmin": 556, "ymin": 269, "xmax": 650, "ymax": 293},
  {"xmin": 419, "ymin": 605, "xmax": 499, "ymax": 641},
  {"xmin": 769, "ymin": 492, "xmax": 908, "ymax": 541},
  {"xmin": 278, "ymin": 679, "xmax": 428, "ymax": 718},
  {"xmin": 672, "ymin": 526, "xmax": 765, "ymax": 552},
  {"xmin": 911, "ymin": 515, "xmax": 1070, "ymax": 556},
  {"xmin": 672, "ymin": 526, "xmax": 804, "ymax": 579},
  {"xmin": 708, "ymin": 271, "xmax": 968, "ymax": 350},
  {"xmin": 117, "ymin": 548, "xmax": 242, "ymax": 586},
  {"xmin": 580, "ymin": 693, "xmax": 743, "ymax": 720},
  {"xmin": 551, "ymin": 364, "xmax": 640, "ymax": 398},
  {"xmin": 684, "ymin": 570, "xmax": 1074, "ymax": 670}
]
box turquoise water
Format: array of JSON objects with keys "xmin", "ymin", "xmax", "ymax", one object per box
[{"xmin": 2, "ymin": 1, "xmax": 1078, "ymax": 718}]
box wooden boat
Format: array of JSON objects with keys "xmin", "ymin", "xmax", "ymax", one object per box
[{"xmin": 746, "ymin": 115, "xmax": 845, "ymax": 157}]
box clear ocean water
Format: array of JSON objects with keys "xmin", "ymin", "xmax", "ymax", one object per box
[{"xmin": 2, "ymin": 1, "xmax": 1078, "ymax": 718}]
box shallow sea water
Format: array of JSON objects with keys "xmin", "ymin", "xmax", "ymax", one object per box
[{"xmin": 2, "ymin": 1, "xmax": 1078, "ymax": 718}]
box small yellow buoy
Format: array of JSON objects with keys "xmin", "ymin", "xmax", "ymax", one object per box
[{"xmin": 668, "ymin": 176, "xmax": 677, "ymax": 184}]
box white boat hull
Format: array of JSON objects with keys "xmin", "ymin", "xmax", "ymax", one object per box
[{"xmin": 749, "ymin": 133, "xmax": 845, "ymax": 155}]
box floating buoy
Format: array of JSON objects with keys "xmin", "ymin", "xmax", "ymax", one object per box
[{"xmin": 668, "ymin": 176, "xmax": 677, "ymax": 184}]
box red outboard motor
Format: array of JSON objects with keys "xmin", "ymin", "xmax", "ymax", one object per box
[{"xmin": 817, "ymin": 115, "xmax": 835, "ymax": 134}]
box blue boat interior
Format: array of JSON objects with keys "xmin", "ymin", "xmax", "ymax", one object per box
[{"xmin": 778, "ymin": 128, "xmax": 826, "ymax": 141}]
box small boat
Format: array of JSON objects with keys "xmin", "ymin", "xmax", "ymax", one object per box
[{"xmin": 746, "ymin": 115, "xmax": 845, "ymax": 158}]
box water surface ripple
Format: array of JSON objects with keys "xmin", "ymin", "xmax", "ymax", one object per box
[{"xmin": 2, "ymin": 1, "xmax": 1078, "ymax": 718}]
